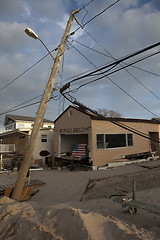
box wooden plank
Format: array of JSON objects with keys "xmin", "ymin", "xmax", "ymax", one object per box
[
  {"xmin": 5, "ymin": 187, "xmax": 33, "ymax": 201},
  {"xmin": 138, "ymin": 164, "xmax": 160, "ymax": 169},
  {"xmin": 0, "ymin": 179, "xmax": 46, "ymax": 194}
]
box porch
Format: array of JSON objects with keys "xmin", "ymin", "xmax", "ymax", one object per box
[{"xmin": 0, "ymin": 144, "xmax": 15, "ymax": 153}]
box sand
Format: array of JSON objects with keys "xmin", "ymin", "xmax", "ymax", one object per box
[{"xmin": 0, "ymin": 159, "xmax": 160, "ymax": 239}]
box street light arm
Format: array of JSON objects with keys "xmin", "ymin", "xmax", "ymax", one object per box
[
  {"xmin": 25, "ymin": 28, "xmax": 55, "ymax": 61},
  {"xmin": 37, "ymin": 38, "xmax": 55, "ymax": 61}
]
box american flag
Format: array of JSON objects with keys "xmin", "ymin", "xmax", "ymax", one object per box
[{"xmin": 72, "ymin": 143, "xmax": 87, "ymax": 160}]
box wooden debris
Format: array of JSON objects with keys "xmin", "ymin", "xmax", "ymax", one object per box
[{"xmin": 0, "ymin": 179, "xmax": 46, "ymax": 195}]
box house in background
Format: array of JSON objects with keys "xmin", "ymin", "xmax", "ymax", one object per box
[
  {"xmin": 53, "ymin": 105, "xmax": 160, "ymax": 167},
  {"xmin": 0, "ymin": 114, "xmax": 54, "ymax": 167}
]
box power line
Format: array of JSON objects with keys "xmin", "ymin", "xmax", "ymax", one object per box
[
  {"xmin": 69, "ymin": 50, "xmax": 160, "ymax": 91},
  {"xmin": 70, "ymin": 37, "xmax": 160, "ymax": 78},
  {"xmin": 0, "ymin": 45, "xmax": 60, "ymax": 92},
  {"xmin": 66, "ymin": 41, "xmax": 160, "ymax": 118},
  {"xmin": 0, "ymin": 100, "xmax": 41, "ymax": 116},
  {"xmin": 68, "ymin": 41, "xmax": 160, "ymax": 84},
  {"xmin": 72, "ymin": 24, "xmax": 160, "ymax": 103},
  {"xmin": 122, "ymin": 66, "xmax": 160, "ymax": 101},
  {"xmin": 68, "ymin": 47, "xmax": 160, "ymax": 94},
  {"xmin": 69, "ymin": 38, "xmax": 110, "ymax": 57},
  {"xmin": 6, "ymin": 40, "xmax": 158, "ymax": 120},
  {"xmin": 80, "ymin": 29, "xmax": 160, "ymax": 100},
  {"xmin": 0, "ymin": 94, "xmax": 43, "ymax": 116},
  {"xmin": 131, "ymin": 65, "xmax": 160, "ymax": 77},
  {"xmin": 77, "ymin": 30, "xmax": 160, "ymax": 100},
  {"xmin": 0, "ymin": 90, "xmax": 60, "ymax": 117},
  {"xmin": 86, "ymin": 51, "xmax": 160, "ymax": 78},
  {"xmin": 83, "ymin": 0, "xmax": 94, "ymax": 8},
  {"xmin": 82, "ymin": 0, "xmax": 120, "ymax": 27},
  {"xmin": 70, "ymin": 33, "xmax": 160, "ymax": 85},
  {"xmin": 69, "ymin": 0, "xmax": 120, "ymax": 36},
  {"xmin": 61, "ymin": 93, "xmax": 160, "ymax": 143},
  {"xmin": 0, "ymin": 1, "xmax": 120, "ymax": 120},
  {"xmin": 0, "ymin": 1, "xmax": 125, "ymax": 95}
]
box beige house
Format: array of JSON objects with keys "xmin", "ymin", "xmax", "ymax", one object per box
[
  {"xmin": 54, "ymin": 105, "xmax": 160, "ymax": 167},
  {"xmin": 0, "ymin": 114, "xmax": 54, "ymax": 166}
]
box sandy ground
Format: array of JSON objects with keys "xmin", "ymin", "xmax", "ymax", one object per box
[{"xmin": 0, "ymin": 159, "xmax": 160, "ymax": 239}]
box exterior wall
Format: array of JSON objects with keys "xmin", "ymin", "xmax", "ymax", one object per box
[
  {"xmin": 17, "ymin": 122, "xmax": 33, "ymax": 129},
  {"xmin": 17, "ymin": 121, "xmax": 54, "ymax": 129},
  {"xmin": 43, "ymin": 123, "xmax": 54, "ymax": 129},
  {"xmin": 6, "ymin": 121, "xmax": 54, "ymax": 131},
  {"xmin": 91, "ymin": 120, "xmax": 160, "ymax": 167},
  {"xmin": 32, "ymin": 129, "xmax": 54, "ymax": 163},
  {"xmin": 5, "ymin": 123, "xmax": 16, "ymax": 130},
  {"xmin": 54, "ymin": 107, "xmax": 92, "ymax": 157},
  {"xmin": 2, "ymin": 133, "xmax": 29, "ymax": 155},
  {"xmin": 1, "ymin": 129, "xmax": 54, "ymax": 165}
]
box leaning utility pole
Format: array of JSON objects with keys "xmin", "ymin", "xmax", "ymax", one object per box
[{"xmin": 12, "ymin": 9, "xmax": 78, "ymax": 201}]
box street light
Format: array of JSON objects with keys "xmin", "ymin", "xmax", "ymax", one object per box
[
  {"xmin": 25, "ymin": 28, "xmax": 38, "ymax": 39},
  {"xmin": 25, "ymin": 27, "xmax": 55, "ymax": 61}
]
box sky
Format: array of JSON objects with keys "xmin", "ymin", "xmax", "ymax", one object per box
[{"xmin": 0, "ymin": 0, "xmax": 160, "ymax": 128}]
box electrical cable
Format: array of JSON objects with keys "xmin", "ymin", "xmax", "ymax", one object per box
[
  {"xmin": 66, "ymin": 41, "xmax": 160, "ymax": 119},
  {"xmin": 0, "ymin": 91, "xmax": 60, "ymax": 116},
  {"xmin": 66, "ymin": 41, "xmax": 160, "ymax": 84},
  {"xmin": 69, "ymin": 38, "xmax": 110, "ymax": 57},
  {"xmin": 3, "ymin": 44, "xmax": 158, "ymax": 119},
  {"xmin": 83, "ymin": 0, "xmax": 94, "ymax": 8},
  {"xmin": 0, "ymin": 100, "xmax": 42, "ymax": 116},
  {"xmin": 78, "ymin": 51, "xmax": 160, "ymax": 79},
  {"xmin": 75, "ymin": 31, "xmax": 160, "ymax": 101},
  {"xmin": 69, "ymin": 0, "xmax": 120, "ymax": 36},
  {"xmin": 0, "ymin": 45, "xmax": 60, "ymax": 92},
  {"xmin": 131, "ymin": 65, "xmax": 160, "ymax": 77},
  {"xmin": 77, "ymin": 28, "xmax": 160, "ymax": 100},
  {"xmin": 61, "ymin": 92, "xmax": 160, "ymax": 143},
  {"xmin": 70, "ymin": 37, "xmax": 160, "ymax": 78},
  {"xmin": 82, "ymin": 0, "xmax": 120, "ymax": 27}
]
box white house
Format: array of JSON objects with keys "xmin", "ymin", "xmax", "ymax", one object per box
[{"xmin": 0, "ymin": 114, "xmax": 54, "ymax": 166}]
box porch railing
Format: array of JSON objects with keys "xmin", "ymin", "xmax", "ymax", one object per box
[{"xmin": 0, "ymin": 144, "xmax": 15, "ymax": 153}]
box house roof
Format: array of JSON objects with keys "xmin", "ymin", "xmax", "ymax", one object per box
[
  {"xmin": 0, "ymin": 129, "xmax": 30, "ymax": 137},
  {"xmin": 54, "ymin": 105, "xmax": 159, "ymax": 125},
  {"xmin": 4, "ymin": 114, "xmax": 54, "ymax": 125}
]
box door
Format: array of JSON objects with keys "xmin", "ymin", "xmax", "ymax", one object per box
[{"xmin": 149, "ymin": 132, "xmax": 160, "ymax": 156}]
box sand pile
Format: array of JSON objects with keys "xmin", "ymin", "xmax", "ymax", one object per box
[
  {"xmin": 0, "ymin": 196, "xmax": 158, "ymax": 240},
  {"xmin": 1, "ymin": 163, "xmax": 160, "ymax": 239}
]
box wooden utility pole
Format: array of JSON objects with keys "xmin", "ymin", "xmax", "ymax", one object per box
[{"xmin": 12, "ymin": 10, "xmax": 78, "ymax": 201}]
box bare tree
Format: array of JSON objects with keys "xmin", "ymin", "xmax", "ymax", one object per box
[{"xmin": 97, "ymin": 108, "xmax": 122, "ymax": 118}]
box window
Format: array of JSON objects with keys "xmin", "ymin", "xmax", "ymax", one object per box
[
  {"xmin": 97, "ymin": 134, "xmax": 104, "ymax": 149},
  {"xmin": 18, "ymin": 123, "xmax": 25, "ymax": 128},
  {"xmin": 105, "ymin": 134, "xmax": 126, "ymax": 148},
  {"xmin": 97, "ymin": 133, "xmax": 133, "ymax": 149},
  {"xmin": 68, "ymin": 110, "xmax": 72, "ymax": 117},
  {"xmin": 6, "ymin": 123, "xmax": 16, "ymax": 130},
  {"xmin": 127, "ymin": 134, "xmax": 133, "ymax": 146},
  {"xmin": 19, "ymin": 135, "xmax": 25, "ymax": 139},
  {"xmin": 41, "ymin": 134, "xmax": 47, "ymax": 142}
]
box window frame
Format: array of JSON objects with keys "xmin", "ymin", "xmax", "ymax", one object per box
[
  {"xmin": 96, "ymin": 134, "xmax": 105, "ymax": 149},
  {"xmin": 41, "ymin": 134, "xmax": 47, "ymax": 143},
  {"xmin": 96, "ymin": 133, "xmax": 133, "ymax": 150}
]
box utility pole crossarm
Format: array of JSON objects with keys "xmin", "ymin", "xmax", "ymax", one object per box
[{"xmin": 12, "ymin": 9, "xmax": 78, "ymax": 201}]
